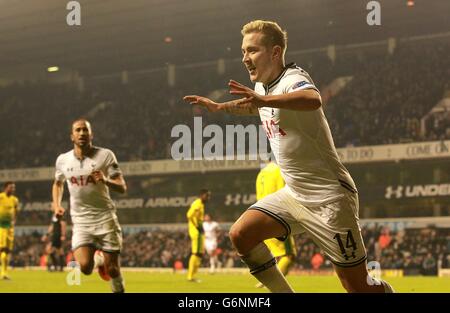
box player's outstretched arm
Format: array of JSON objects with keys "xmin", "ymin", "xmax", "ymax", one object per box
[
  {"xmin": 229, "ymin": 80, "xmax": 322, "ymax": 111},
  {"xmin": 52, "ymin": 180, "xmax": 65, "ymax": 216},
  {"xmin": 183, "ymin": 95, "xmax": 258, "ymax": 116}
]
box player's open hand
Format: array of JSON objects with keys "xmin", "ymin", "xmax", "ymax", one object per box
[
  {"xmin": 92, "ymin": 170, "xmax": 106, "ymax": 184},
  {"xmin": 229, "ymin": 80, "xmax": 265, "ymax": 107},
  {"xmin": 183, "ymin": 95, "xmax": 221, "ymax": 112}
]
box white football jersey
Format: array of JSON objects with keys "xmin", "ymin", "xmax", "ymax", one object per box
[
  {"xmin": 256, "ymin": 63, "xmax": 357, "ymax": 206},
  {"xmin": 203, "ymin": 221, "xmax": 219, "ymax": 241},
  {"xmin": 55, "ymin": 146, "xmax": 123, "ymax": 225}
]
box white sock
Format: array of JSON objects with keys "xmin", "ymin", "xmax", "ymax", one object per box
[
  {"xmin": 110, "ymin": 275, "xmax": 125, "ymax": 293},
  {"xmin": 93, "ymin": 251, "xmax": 104, "ymax": 269},
  {"xmin": 240, "ymin": 242, "xmax": 294, "ymax": 293},
  {"xmin": 210, "ymin": 256, "xmax": 216, "ymax": 272}
]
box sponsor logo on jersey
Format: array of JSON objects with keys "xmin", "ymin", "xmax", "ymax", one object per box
[
  {"xmin": 262, "ymin": 119, "xmax": 287, "ymax": 139},
  {"xmin": 70, "ymin": 175, "xmax": 96, "ymax": 186}
]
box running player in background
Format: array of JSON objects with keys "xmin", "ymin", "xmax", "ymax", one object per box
[
  {"xmin": 42, "ymin": 212, "xmax": 67, "ymax": 272},
  {"xmin": 0, "ymin": 182, "xmax": 19, "ymax": 280},
  {"xmin": 203, "ymin": 214, "xmax": 221, "ymax": 274},
  {"xmin": 52, "ymin": 118, "xmax": 127, "ymax": 293},
  {"xmin": 184, "ymin": 20, "xmax": 394, "ymax": 293},
  {"xmin": 186, "ymin": 189, "xmax": 211, "ymax": 282},
  {"xmin": 255, "ymin": 161, "xmax": 297, "ymax": 288}
]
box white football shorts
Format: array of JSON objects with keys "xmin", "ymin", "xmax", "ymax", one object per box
[
  {"xmin": 71, "ymin": 216, "xmax": 123, "ymax": 253},
  {"xmin": 249, "ymin": 187, "xmax": 367, "ymax": 267}
]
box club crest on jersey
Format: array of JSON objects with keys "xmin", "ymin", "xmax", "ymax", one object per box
[
  {"xmin": 262, "ymin": 119, "xmax": 287, "ymax": 139},
  {"xmin": 70, "ymin": 175, "xmax": 96, "ymax": 186}
]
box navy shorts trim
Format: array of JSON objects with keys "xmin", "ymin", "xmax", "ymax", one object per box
[
  {"xmin": 248, "ymin": 206, "xmax": 291, "ymax": 241},
  {"xmin": 330, "ymin": 255, "xmax": 367, "ymax": 268}
]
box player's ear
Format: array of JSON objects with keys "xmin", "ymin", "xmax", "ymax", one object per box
[{"xmin": 272, "ymin": 45, "xmax": 282, "ymax": 60}]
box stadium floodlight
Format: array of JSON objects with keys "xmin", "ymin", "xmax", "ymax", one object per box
[{"xmin": 47, "ymin": 66, "xmax": 59, "ymax": 73}]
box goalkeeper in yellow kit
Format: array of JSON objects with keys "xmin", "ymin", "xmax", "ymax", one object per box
[
  {"xmin": 186, "ymin": 189, "xmax": 211, "ymax": 282},
  {"xmin": 0, "ymin": 182, "xmax": 19, "ymax": 280},
  {"xmin": 255, "ymin": 162, "xmax": 297, "ymax": 288}
]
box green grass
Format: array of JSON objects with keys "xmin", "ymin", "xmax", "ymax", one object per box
[{"xmin": 0, "ymin": 269, "xmax": 449, "ymax": 293}]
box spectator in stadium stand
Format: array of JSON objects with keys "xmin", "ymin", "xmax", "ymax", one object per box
[
  {"xmin": 378, "ymin": 227, "xmax": 391, "ymax": 250},
  {"xmin": 9, "ymin": 226, "xmax": 450, "ymax": 271},
  {"xmin": 173, "ymin": 260, "xmax": 184, "ymax": 272},
  {"xmin": 0, "ymin": 40, "xmax": 449, "ymax": 169},
  {"xmin": 421, "ymin": 253, "xmax": 437, "ymax": 276},
  {"xmin": 311, "ymin": 252, "xmax": 324, "ymax": 270}
]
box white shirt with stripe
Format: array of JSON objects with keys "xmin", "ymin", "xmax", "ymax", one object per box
[
  {"xmin": 256, "ymin": 63, "xmax": 357, "ymax": 206},
  {"xmin": 54, "ymin": 146, "xmax": 122, "ymax": 225}
]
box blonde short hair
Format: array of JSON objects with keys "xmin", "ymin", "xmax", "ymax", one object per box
[{"xmin": 241, "ymin": 20, "xmax": 288, "ymax": 55}]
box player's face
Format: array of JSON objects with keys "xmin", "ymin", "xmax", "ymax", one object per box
[
  {"xmin": 241, "ymin": 32, "xmax": 277, "ymax": 84},
  {"xmin": 71, "ymin": 120, "xmax": 93, "ymax": 148},
  {"xmin": 4, "ymin": 184, "xmax": 15, "ymax": 195}
]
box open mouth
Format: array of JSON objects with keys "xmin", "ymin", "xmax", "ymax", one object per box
[{"xmin": 247, "ymin": 65, "xmax": 256, "ymax": 74}]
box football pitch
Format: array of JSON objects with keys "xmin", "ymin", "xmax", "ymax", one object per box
[{"xmin": 0, "ymin": 269, "xmax": 449, "ymax": 293}]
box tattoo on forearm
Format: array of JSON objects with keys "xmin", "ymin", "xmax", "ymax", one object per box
[{"xmin": 223, "ymin": 100, "xmax": 258, "ymax": 115}]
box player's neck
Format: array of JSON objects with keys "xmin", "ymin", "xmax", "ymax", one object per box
[
  {"xmin": 74, "ymin": 144, "xmax": 93, "ymax": 160},
  {"xmin": 263, "ymin": 63, "xmax": 285, "ymax": 86}
]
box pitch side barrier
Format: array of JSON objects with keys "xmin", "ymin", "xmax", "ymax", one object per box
[
  {"xmin": 14, "ymin": 216, "xmax": 450, "ymax": 235},
  {"xmin": 1, "ymin": 140, "xmax": 450, "ymax": 182}
]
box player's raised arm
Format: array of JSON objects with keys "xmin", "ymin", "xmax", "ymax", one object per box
[
  {"xmin": 229, "ymin": 79, "xmax": 322, "ymax": 112},
  {"xmin": 52, "ymin": 180, "xmax": 65, "ymax": 216},
  {"xmin": 183, "ymin": 94, "xmax": 259, "ymax": 116}
]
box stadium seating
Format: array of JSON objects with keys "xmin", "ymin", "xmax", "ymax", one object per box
[
  {"xmin": 11, "ymin": 224, "xmax": 450, "ymax": 273},
  {"xmin": 0, "ymin": 38, "xmax": 449, "ymax": 169}
]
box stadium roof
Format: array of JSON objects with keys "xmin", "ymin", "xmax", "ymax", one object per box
[{"xmin": 0, "ymin": 0, "xmax": 449, "ymax": 78}]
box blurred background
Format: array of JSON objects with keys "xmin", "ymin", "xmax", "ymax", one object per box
[{"xmin": 0, "ymin": 0, "xmax": 449, "ymax": 277}]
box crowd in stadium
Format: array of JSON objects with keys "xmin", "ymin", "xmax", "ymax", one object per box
[
  {"xmin": 11, "ymin": 224, "xmax": 450, "ymax": 275},
  {"xmin": 0, "ymin": 38, "xmax": 449, "ymax": 169}
]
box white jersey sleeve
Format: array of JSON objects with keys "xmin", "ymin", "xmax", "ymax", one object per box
[
  {"xmin": 282, "ymin": 68, "xmax": 319, "ymax": 93},
  {"xmin": 104, "ymin": 149, "xmax": 122, "ymax": 178},
  {"xmin": 55, "ymin": 154, "xmax": 66, "ymax": 183}
]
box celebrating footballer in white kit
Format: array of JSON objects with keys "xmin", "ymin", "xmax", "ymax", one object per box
[
  {"xmin": 184, "ymin": 20, "xmax": 394, "ymax": 293},
  {"xmin": 52, "ymin": 118, "xmax": 127, "ymax": 293}
]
